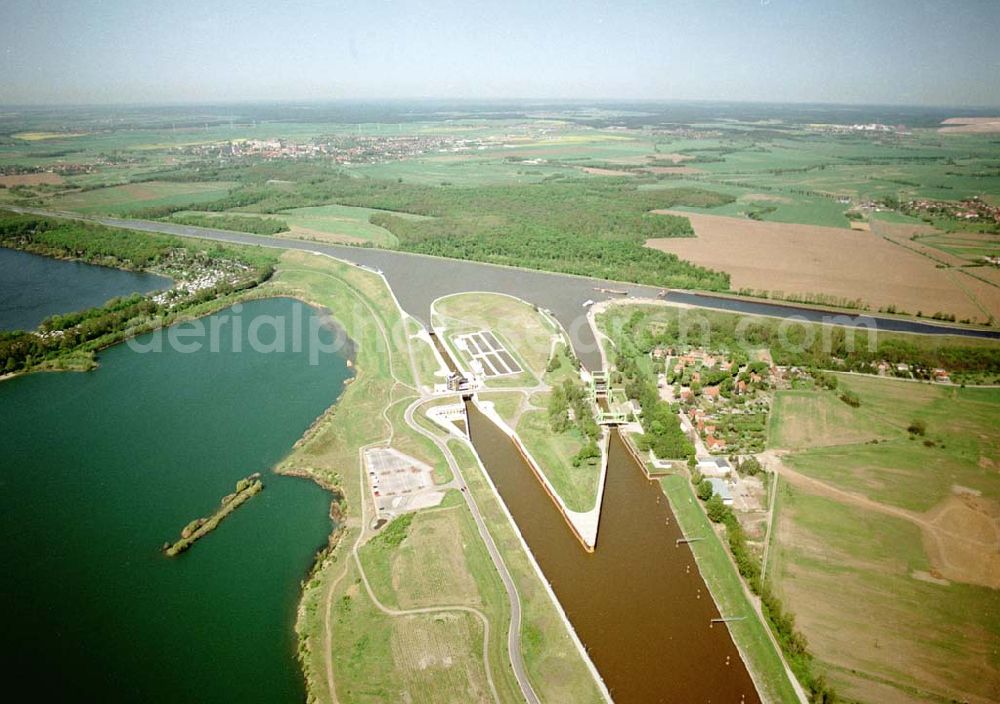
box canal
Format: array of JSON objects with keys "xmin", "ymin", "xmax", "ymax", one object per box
[
  {"xmin": 467, "ymin": 402, "xmax": 761, "ymax": 703},
  {"xmin": 9, "ymin": 208, "xmax": 990, "ymax": 372}
]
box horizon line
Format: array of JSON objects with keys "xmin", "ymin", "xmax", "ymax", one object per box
[{"xmin": 2, "ymin": 96, "xmax": 999, "ymax": 112}]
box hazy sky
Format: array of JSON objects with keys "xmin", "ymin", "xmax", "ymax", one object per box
[{"xmin": 2, "ymin": 0, "xmax": 998, "ymax": 106}]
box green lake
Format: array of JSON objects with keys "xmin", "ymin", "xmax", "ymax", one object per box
[{"xmin": 0, "ymin": 297, "xmax": 351, "ymax": 702}]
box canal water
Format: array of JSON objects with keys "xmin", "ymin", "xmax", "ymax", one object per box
[
  {"xmin": 0, "ymin": 247, "xmax": 170, "ymax": 331},
  {"xmin": 467, "ymin": 403, "xmax": 761, "ymax": 703},
  {"xmin": 0, "ymin": 297, "xmax": 351, "ymax": 702}
]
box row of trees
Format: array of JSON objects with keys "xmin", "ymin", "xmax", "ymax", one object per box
[
  {"xmin": 0, "ymin": 213, "xmax": 275, "ymax": 375},
  {"xmin": 548, "ymin": 380, "xmax": 601, "ymax": 467},
  {"xmin": 611, "ymin": 306, "xmax": 1000, "ymax": 380},
  {"xmin": 614, "ymin": 347, "xmax": 695, "ymax": 461},
  {"xmin": 688, "ymin": 469, "xmax": 837, "ymax": 703},
  {"xmin": 166, "ymin": 213, "xmax": 290, "ymax": 236}
]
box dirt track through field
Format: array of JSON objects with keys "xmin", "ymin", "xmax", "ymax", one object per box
[{"xmin": 762, "ymin": 450, "xmax": 1000, "ymax": 588}]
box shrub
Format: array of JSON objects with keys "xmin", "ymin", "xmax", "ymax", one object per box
[
  {"xmin": 696, "ymin": 479, "xmax": 714, "ymax": 501},
  {"xmin": 839, "ymin": 390, "xmax": 861, "ymax": 407}
]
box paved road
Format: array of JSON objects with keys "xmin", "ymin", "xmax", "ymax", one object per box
[
  {"xmin": 404, "ymin": 396, "xmax": 541, "ymax": 704},
  {"xmin": 9, "ymin": 206, "xmax": 999, "ymax": 371}
]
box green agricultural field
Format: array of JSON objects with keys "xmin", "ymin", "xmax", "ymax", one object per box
[
  {"xmin": 774, "ymin": 375, "xmax": 999, "ymax": 511},
  {"xmin": 767, "ymin": 373, "xmax": 1000, "ymax": 703},
  {"xmin": 46, "ymin": 181, "xmax": 235, "ymax": 215},
  {"xmin": 277, "ymin": 203, "xmax": 425, "ymax": 245},
  {"xmin": 354, "ymin": 155, "xmax": 580, "ymax": 186}
]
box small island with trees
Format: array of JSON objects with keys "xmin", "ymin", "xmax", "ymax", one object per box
[{"xmin": 163, "ymin": 474, "xmax": 264, "ymax": 557}]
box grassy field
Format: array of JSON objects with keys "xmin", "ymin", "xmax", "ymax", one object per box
[
  {"xmin": 276, "ymin": 203, "xmax": 419, "ymax": 245},
  {"xmin": 767, "ymin": 373, "xmax": 1000, "ymax": 703},
  {"xmin": 266, "ymin": 251, "xmax": 600, "ymax": 703},
  {"xmin": 774, "ymin": 375, "xmax": 999, "ymax": 511},
  {"xmin": 48, "ymin": 181, "xmax": 235, "ymax": 215},
  {"xmin": 358, "ymin": 494, "xmax": 520, "ymax": 703},
  {"xmin": 433, "ymin": 292, "xmax": 557, "ymax": 385}
]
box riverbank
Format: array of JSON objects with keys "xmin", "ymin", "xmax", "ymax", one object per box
[
  {"xmin": 0, "ymin": 211, "xmax": 277, "ymax": 379},
  {"xmin": 267, "ymin": 250, "xmax": 604, "ymax": 703}
]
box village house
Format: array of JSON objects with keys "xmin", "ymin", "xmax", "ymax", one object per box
[{"xmin": 706, "ymin": 435, "xmax": 727, "ymax": 452}]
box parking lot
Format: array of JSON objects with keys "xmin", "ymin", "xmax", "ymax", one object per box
[{"xmin": 364, "ymin": 447, "xmax": 445, "ymax": 518}]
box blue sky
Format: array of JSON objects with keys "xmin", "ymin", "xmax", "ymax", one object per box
[{"xmin": 2, "ymin": 0, "xmax": 998, "ymax": 106}]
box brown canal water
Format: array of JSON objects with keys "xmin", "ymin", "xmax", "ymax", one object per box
[{"xmin": 466, "ymin": 403, "xmax": 761, "ymax": 703}]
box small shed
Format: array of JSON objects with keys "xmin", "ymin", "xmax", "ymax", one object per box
[{"xmin": 707, "ymin": 477, "xmax": 733, "ymax": 505}]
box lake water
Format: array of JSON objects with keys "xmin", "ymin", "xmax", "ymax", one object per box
[
  {"xmin": 0, "ymin": 247, "xmax": 171, "ymax": 331},
  {"xmin": 0, "ymin": 297, "xmax": 351, "ymax": 702}
]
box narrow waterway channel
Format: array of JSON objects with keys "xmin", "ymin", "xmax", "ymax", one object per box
[{"xmin": 467, "ymin": 402, "xmax": 761, "ymax": 703}]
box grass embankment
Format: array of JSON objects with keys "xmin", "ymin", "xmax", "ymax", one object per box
[
  {"xmin": 434, "ymin": 292, "xmax": 603, "ymax": 511},
  {"xmin": 767, "ymin": 373, "xmax": 1000, "ymax": 703},
  {"xmin": 164, "ymin": 475, "xmax": 263, "ymax": 557},
  {"xmin": 659, "ymin": 474, "xmax": 801, "ymax": 703},
  {"xmin": 447, "ymin": 438, "xmax": 604, "ymax": 703},
  {"xmin": 269, "ymin": 252, "xmax": 600, "ymax": 703}
]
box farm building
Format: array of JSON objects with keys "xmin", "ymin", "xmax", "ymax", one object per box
[{"xmin": 707, "ymin": 478, "xmax": 733, "ymax": 506}]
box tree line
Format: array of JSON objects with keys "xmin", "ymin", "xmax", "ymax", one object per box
[
  {"xmin": 128, "ymin": 162, "xmax": 735, "ymax": 290},
  {"xmin": 0, "ymin": 212, "xmax": 275, "ymax": 376}
]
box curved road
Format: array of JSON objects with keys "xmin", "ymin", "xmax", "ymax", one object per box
[
  {"xmin": 285, "ymin": 257, "xmax": 539, "ymax": 702},
  {"xmin": 404, "ymin": 396, "xmax": 541, "ymax": 704}
]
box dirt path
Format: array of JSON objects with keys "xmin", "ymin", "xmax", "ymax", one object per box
[
  {"xmin": 351, "ymin": 438, "xmax": 503, "ymax": 704},
  {"xmin": 297, "ymin": 262, "xmax": 538, "ymax": 704},
  {"xmin": 761, "ymin": 450, "xmax": 1000, "ymax": 587}
]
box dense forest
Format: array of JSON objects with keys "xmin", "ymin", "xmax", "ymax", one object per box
[
  {"xmin": 136, "ymin": 162, "xmax": 734, "ymax": 289},
  {"xmin": 0, "ymin": 211, "xmax": 177, "ymax": 268},
  {"xmin": 166, "ymin": 212, "xmax": 290, "ymax": 236}
]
